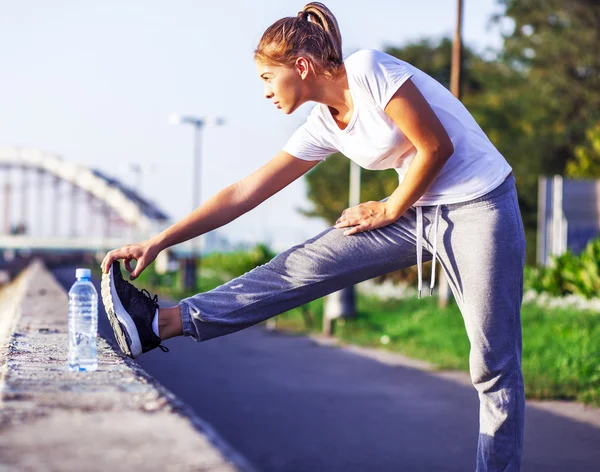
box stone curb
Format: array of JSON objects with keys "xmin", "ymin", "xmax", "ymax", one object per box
[{"xmin": 0, "ymin": 260, "xmax": 257, "ymax": 472}]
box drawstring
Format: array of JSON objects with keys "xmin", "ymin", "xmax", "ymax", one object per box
[
  {"xmin": 416, "ymin": 205, "xmax": 441, "ymax": 299},
  {"xmin": 430, "ymin": 205, "xmax": 441, "ymax": 295}
]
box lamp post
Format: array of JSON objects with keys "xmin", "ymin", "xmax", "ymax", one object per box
[{"xmin": 169, "ymin": 114, "xmax": 224, "ymax": 290}]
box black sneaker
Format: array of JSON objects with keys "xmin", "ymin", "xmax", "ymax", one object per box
[{"xmin": 101, "ymin": 261, "xmax": 169, "ymax": 359}]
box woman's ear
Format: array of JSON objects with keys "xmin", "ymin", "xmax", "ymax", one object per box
[{"xmin": 295, "ymin": 56, "xmax": 311, "ymax": 80}]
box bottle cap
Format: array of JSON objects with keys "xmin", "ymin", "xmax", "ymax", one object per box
[{"xmin": 76, "ymin": 268, "xmax": 91, "ymax": 279}]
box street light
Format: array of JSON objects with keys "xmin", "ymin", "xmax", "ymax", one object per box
[{"xmin": 170, "ymin": 113, "xmax": 224, "ymax": 290}]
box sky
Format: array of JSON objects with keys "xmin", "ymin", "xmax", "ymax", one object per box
[{"xmin": 0, "ymin": 0, "xmax": 507, "ymax": 252}]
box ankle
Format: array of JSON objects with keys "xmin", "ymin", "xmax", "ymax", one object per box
[{"xmin": 158, "ymin": 305, "xmax": 183, "ymax": 340}]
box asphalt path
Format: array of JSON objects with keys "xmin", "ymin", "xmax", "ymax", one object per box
[{"xmin": 53, "ymin": 266, "xmax": 600, "ymax": 472}]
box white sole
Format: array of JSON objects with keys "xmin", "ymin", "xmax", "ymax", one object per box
[{"xmin": 101, "ymin": 265, "xmax": 142, "ymax": 358}]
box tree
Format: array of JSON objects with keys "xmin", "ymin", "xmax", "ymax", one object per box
[
  {"xmin": 566, "ymin": 123, "xmax": 600, "ymax": 178},
  {"xmin": 385, "ymin": 38, "xmax": 493, "ymax": 95},
  {"xmin": 493, "ymin": 0, "xmax": 600, "ymax": 183},
  {"xmin": 300, "ymin": 153, "xmax": 398, "ymax": 225}
]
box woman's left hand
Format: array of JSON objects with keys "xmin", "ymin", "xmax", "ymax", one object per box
[{"xmin": 333, "ymin": 201, "xmax": 399, "ymax": 236}]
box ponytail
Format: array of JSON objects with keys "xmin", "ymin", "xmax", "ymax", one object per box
[
  {"xmin": 255, "ymin": 2, "xmax": 344, "ymax": 78},
  {"xmin": 298, "ymin": 3, "xmax": 343, "ymax": 65}
]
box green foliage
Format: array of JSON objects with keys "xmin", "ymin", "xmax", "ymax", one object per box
[
  {"xmin": 200, "ymin": 243, "xmax": 276, "ymax": 279},
  {"xmin": 566, "ymin": 122, "xmax": 600, "ymax": 177},
  {"xmin": 524, "ymin": 237, "xmax": 600, "ymax": 298},
  {"xmin": 385, "ymin": 38, "xmax": 504, "ymax": 96},
  {"xmin": 130, "ymin": 259, "xmax": 223, "ymax": 299},
  {"xmin": 493, "ymin": 0, "xmax": 600, "ymax": 214},
  {"xmin": 518, "ymin": 302, "xmax": 600, "ymax": 405},
  {"xmin": 300, "ymin": 153, "xmax": 398, "ymax": 224},
  {"xmin": 130, "ymin": 245, "xmax": 276, "ymax": 301},
  {"xmin": 130, "ymin": 259, "xmax": 174, "ymax": 289}
]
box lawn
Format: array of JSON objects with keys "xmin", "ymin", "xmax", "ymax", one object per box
[
  {"xmin": 275, "ymin": 294, "xmax": 600, "ymax": 407},
  {"xmin": 117, "ymin": 263, "xmax": 600, "ymax": 407}
]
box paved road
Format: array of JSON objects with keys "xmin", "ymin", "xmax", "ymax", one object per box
[{"xmin": 53, "ymin": 266, "xmax": 600, "ymax": 472}]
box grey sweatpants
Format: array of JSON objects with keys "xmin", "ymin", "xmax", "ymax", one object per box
[{"xmin": 180, "ymin": 174, "xmax": 526, "ymax": 471}]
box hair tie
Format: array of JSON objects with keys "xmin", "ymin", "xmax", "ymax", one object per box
[{"xmin": 297, "ymin": 10, "xmax": 308, "ymax": 20}]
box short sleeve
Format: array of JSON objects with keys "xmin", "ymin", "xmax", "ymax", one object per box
[
  {"xmin": 350, "ymin": 49, "xmax": 414, "ymax": 109},
  {"xmin": 283, "ymin": 110, "xmax": 338, "ymax": 161}
]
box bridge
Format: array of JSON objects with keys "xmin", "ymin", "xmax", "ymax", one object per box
[{"xmin": 0, "ymin": 148, "xmax": 170, "ymax": 258}]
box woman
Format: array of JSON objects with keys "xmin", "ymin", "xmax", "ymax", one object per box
[{"xmin": 101, "ymin": 3, "xmax": 525, "ymax": 470}]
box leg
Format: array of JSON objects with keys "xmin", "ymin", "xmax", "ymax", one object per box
[
  {"xmin": 179, "ymin": 210, "xmax": 430, "ymax": 342},
  {"xmin": 429, "ymin": 175, "xmax": 526, "ymax": 471},
  {"xmin": 158, "ymin": 305, "xmax": 183, "ymax": 340}
]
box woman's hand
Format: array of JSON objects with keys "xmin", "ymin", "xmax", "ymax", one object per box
[
  {"xmin": 333, "ymin": 201, "xmax": 400, "ymax": 236},
  {"xmin": 101, "ymin": 239, "xmax": 161, "ymax": 280}
]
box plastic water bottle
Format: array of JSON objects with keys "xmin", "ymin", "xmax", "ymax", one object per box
[{"xmin": 68, "ymin": 268, "xmax": 98, "ymax": 372}]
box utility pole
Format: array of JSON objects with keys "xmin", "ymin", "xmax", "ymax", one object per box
[
  {"xmin": 451, "ymin": 0, "xmax": 464, "ymax": 100},
  {"xmin": 437, "ymin": 0, "xmax": 464, "ymax": 309}
]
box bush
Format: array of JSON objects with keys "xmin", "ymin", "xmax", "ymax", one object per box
[
  {"xmin": 200, "ymin": 243, "xmax": 276, "ymax": 279},
  {"xmin": 525, "ymin": 237, "xmax": 600, "ymax": 299}
]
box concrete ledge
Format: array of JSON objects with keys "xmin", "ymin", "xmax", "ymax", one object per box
[{"xmin": 0, "ymin": 260, "xmax": 255, "ymax": 472}]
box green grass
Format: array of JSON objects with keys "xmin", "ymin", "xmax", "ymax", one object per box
[
  {"xmin": 275, "ymin": 294, "xmax": 600, "ymax": 407},
  {"xmin": 518, "ymin": 302, "xmax": 600, "ymax": 405},
  {"xmin": 95, "ymin": 262, "xmax": 226, "ymax": 301},
  {"xmin": 276, "ymin": 296, "xmax": 471, "ymax": 370},
  {"xmin": 98, "ymin": 262, "xmax": 600, "ymax": 408}
]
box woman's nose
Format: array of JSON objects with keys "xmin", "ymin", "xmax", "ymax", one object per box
[{"xmin": 264, "ymin": 86, "xmax": 273, "ymax": 99}]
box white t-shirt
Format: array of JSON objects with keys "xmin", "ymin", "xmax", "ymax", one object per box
[{"xmin": 283, "ymin": 49, "xmax": 512, "ymax": 206}]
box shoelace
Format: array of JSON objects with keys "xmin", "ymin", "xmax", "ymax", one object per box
[
  {"xmin": 140, "ymin": 288, "xmax": 170, "ymax": 351},
  {"xmin": 141, "ymin": 288, "xmax": 159, "ymax": 308}
]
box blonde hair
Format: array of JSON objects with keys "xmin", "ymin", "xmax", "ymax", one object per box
[{"xmin": 254, "ymin": 2, "xmax": 343, "ymax": 78}]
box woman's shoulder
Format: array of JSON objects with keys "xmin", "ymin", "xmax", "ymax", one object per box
[
  {"xmin": 345, "ymin": 49, "xmax": 406, "ymax": 71},
  {"xmin": 344, "ymin": 49, "xmax": 379, "ymax": 70},
  {"xmin": 345, "ymin": 49, "xmax": 414, "ymax": 106}
]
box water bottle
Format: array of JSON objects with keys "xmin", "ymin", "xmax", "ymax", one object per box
[{"xmin": 68, "ymin": 268, "xmax": 98, "ymax": 371}]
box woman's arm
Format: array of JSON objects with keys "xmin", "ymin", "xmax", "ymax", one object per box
[
  {"xmin": 152, "ymin": 151, "xmax": 319, "ymax": 250},
  {"xmin": 382, "ymin": 79, "xmax": 454, "ymax": 218},
  {"xmin": 101, "ymin": 151, "xmax": 319, "ymax": 276},
  {"xmin": 334, "ymin": 79, "xmax": 454, "ymax": 236}
]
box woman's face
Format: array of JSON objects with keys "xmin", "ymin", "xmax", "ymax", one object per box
[{"xmin": 256, "ymin": 59, "xmax": 308, "ymax": 115}]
